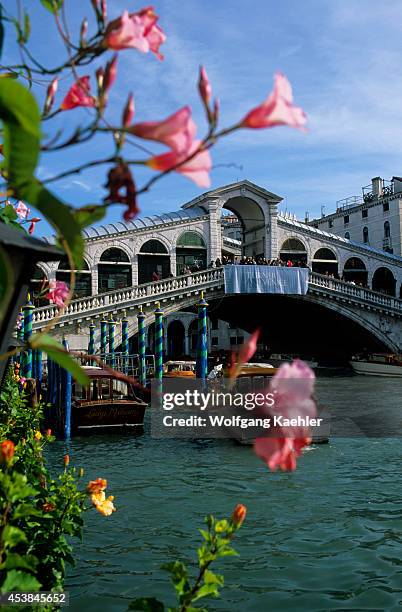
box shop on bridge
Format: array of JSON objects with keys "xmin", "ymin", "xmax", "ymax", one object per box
[
  {"xmin": 342, "ymin": 257, "xmax": 368, "ymax": 285},
  {"xmin": 138, "ymin": 239, "xmax": 170, "ymax": 284},
  {"xmin": 279, "ymin": 238, "xmax": 308, "ymax": 265},
  {"xmin": 311, "ymin": 248, "xmax": 339, "ymax": 277},
  {"xmin": 56, "ymin": 257, "xmax": 92, "ymax": 298},
  {"xmin": 98, "ymin": 248, "xmax": 132, "ymax": 293},
  {"xmin": 176, "ymin": 231, "xmax": 207, "ymax": 275}
]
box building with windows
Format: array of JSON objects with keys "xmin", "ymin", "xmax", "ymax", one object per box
[{"xmin": 309, "ymin": 176, "xmax": 402, "ymax": 256}]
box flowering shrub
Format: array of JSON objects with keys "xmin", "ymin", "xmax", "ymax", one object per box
[
  {"xmin": 0, "ymin": 1, "xmax": 306, "ymax": 381},
  {"xmin": 0, "ymin": 367, "xmax": 115, "ymax": 593},
  {"xmin": 129, "ymin": 504, "xmax": 247, "ymax": 612}
]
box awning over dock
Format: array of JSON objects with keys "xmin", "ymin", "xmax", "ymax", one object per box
[{"xmin": 224, "ymin": 265, "xmax": 309, "ymax": 295}]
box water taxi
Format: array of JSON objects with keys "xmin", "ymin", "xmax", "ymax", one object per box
[
  {"xmin": 350, "ymin": 353, "xmax": 402, "ymax": 377},
  {"xmin": 236, "ymin": 362, "xmax": 279, "ymax": 377},
  {"xmin": 163, "ymin": 360, "xmax": 196, "ymax": 378},
  {"xmin": 72, "ymin": 367, "xmax": 147, "ymax": 432}
]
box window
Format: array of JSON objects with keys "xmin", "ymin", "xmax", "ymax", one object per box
[
  {"xmin": 344, "ymin": 215, "xmax": 349, "ymax": 225},
  {"xmin": 383, "ymin": 201, "xmax": 389, "ymax": 212},
  {"xmin": 237, "ymin": 336, "xmax": 244, "ymax": 344},
  {"xmin": 384, "ymin": 221, "xmax": 391, "ymax": 238},
  {"xmin": 211, "ymin": 319, "xmax": 218, "ymax": 330},
  {"xmin": 363, "ymin": 227, "xmax": 369, "ymax": 244},
  {"xmin": 362, "ymin": 209, "xmax": 368, "ymax": 218},
  {"xmin": 211, "ymin": 337, "xmax": 218, "ymax": 346},
  {"xmin": 112, "ymin": 380, "xmax": 130, "ymax": 399},
  {"xmin": 99, "ymin": 379, "xmax": 111, "ymax": 400},
  {"xmin": 328, "ymin": 219, "xmax": 333, "ymax": 228},
  {"xmin": 230, "ymin": 337, "xmax": 237, "ymax": 345},
  {"xmin": 345, "ymin": 232, "xmax": 350, "ymax": 239}
]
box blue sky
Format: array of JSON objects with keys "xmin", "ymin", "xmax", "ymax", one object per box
[{"xmin": 5, "ymin": 0, "xmax": 402, "ymax": 234}]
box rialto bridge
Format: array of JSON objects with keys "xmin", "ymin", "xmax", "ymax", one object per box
[{"xmin": 32, "ymin": 181, "xmax": 402, "ymax": 356}]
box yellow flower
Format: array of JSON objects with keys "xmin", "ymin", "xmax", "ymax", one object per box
[
  {"xmin": 91, "ymin": 491, "xmax": 106, "ymax": 505},
  {"xmin": 34, "ymin": 431, "xmax": 42, "ymax": 440},
  {"xmin": 95, "ymin": 497, "xmax": 116, "ymax": 517}
]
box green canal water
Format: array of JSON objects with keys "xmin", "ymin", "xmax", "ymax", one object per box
[{"xmin": 46, "ymin": 377, "xmax": 402, "ymax": 611}]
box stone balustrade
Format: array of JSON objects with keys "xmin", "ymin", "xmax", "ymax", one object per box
[{"xmin": 32, "ymin": 267, "xmax": 402, "ymax": 330}]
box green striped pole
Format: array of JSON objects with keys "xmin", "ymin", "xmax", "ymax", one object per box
[
  {"xmin": 196, "ymin": 291, "xmax": 208, "ymax": 380},
  {"xmin": 100, "ymin": 318, "xmax": 108, "ymax": 359},
  {"xmin": 108, "ymin": 316, "xmax": 115, "ymax": 367},
  {"xmin": 121, "ymin": 313, "xmax": 129, "ymax": 374},
  {"xmin": 23, "ymin": 296, "xmax": 34, "ymax": 379},
  {"xmin": 137, "ymin": 306, "xmax": 146, "ymax": 386},
  {"xmin": 154, "ymin": 302, "xmax": 164, "ymax": 382},
  {"xmin": 88, "ymin": 323, "xmax": 95, "ymax": 355}
]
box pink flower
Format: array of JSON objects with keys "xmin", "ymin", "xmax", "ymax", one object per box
[
  {"xmin": 122, "ymin": 93, "xmax": 135, "ymax": 127},
  {"xmin": 28, "ymin": 217, "xmax": 41, "ymax": 235},
  {"xmin": 198, "ymin": 66, "xmax": 212, "ymax": 105},
  {"xmin": 15, "ymin": 201, "xmax": 29, "ymax": 220},
  {"xmin": 254, "ymin": 437, "xmax": 310, "ymax": 471},
  {"xmin": 101, "ymin": 0, "xmax": 107, "ymax": 21},
  {"xmin": 46, "ymin": 280, "xmax": 69, "ymax": 308},
  {"xmin": 104, "ymin": 8, "xmax": 166, "ymax": 59},
  {"xmin": 130, "ymin": 106, "xmax": 195, "ymax": 152},
  {"xmin": 103, "ymin": 162, "xmax": 140, "ymax": 221},
  {"xmin": 147, "ymin": 141, "xmax": 211, "ymax": 188},
  {"xmin": 61, "ymin": 76, "xmax": 96, "ymax": 110},
  {"xmin": 253, "ymin": 360, "xmax": 316, "ymax": 471},
  {"xmin": 241, "ymin": 73, "xmax": 307, "ymax": 131},
  {"xmin": 228, "ymin": 328, "xmax": 260, "ymax": 380},
  {"xmin": 44, "ymin": 77, "xmax": 58, "ymax": 114}
]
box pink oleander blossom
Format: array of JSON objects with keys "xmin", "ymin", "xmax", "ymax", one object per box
[
  {"xmin": 104, "ymin": 8, "xmax": 166, "ymax": 59},
  {"xmin": 44, "ymin": 77, "xmax": 58, "ymax": 114},
  {"xmin": 147, "ymin": 141, "xmax": 211, "ymax": 188},
  {"xmin": 103, "ymin": 54, "xmax": 118, "ymax": 94},
  {"xmin": 241, "ymin": 73, "xmax": 307, "ymax": 131},
  {"xmin": 61, "ymin": 76, "xmax": 96, "ymax": 110},
  {"xmin": 15, "ymin": 201, "xmax": 29, "ymax": 220},
  {"xmin": 46, "ymin": 281, "xmax": 69, "ymax": 308},
  {"xmin": 253, "ymin": 359, "xmax": 316, "ymax": 471},
  {"xmin": 130, "ymin": 106, "xmax": 195, "ymax": 152}
]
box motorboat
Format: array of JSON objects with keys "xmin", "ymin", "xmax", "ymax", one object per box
[
  {"xmin": 163, "ymin": 360, "xmax": 196, "ymax": 378},
  {"xmin": 350, "ymin": 353, "xmax": 402, "ymax": 377}
]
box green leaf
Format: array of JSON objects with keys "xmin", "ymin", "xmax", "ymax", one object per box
[
  {"xmin": 23, "ymin": 182, "xmax": 84, "ymax": 269},
  {"xmin": 128, "ymin": 598, "xmax": 165, "ymax": 611},
  {"xmin": 2, "ymin": 525, "xmax": 27, "ymax": 549},
  {"xmin": 204, "ymin": 570, "xmax": 224, "ymax": 586},
  {"xmin": 0, "ymin": 78, "xmax": 41, "ymax": 138},
  {"xmin": 13, "ymin": 504, "xmax": 42, "ymax": 519},
  {"xmin": 192, "ymin": 583, "xmax": 219, "ymax": 602},
  {"xmin": 74, "ymin": 205, "xmax": 106, "ymax": 229},
  {"xmin": 23, "ymin": 12, "xmax": 31, "ymax": 43},
  {"xmin": 30, "ymin": 334, "xmax": 90, "ymax": 385},
  {"xmin": 1, "ymin": 569, "xmax": 41, "ymax": 593},
  {"xmin": 2, "ymin": 553, "xmax": 39, "ymax": 572},
  {"xmin": 0, "ymin": 204, "xmax": 18, "ymax": 223},
  {"xmin": 161, "ymin": 561, "xmax": 190, "ymax": 597},
  {"xmin": 40, "ymin": 0, "xmax": 64, "ymax": 14}
]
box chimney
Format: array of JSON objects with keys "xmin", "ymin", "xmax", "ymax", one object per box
[
  {"xmin": 371, "ymin": 176, "xmax": 383, "ymax": 198},
  {"xmin": 304, "ymin": 211, "xmax": 309, "ymax": 223}
]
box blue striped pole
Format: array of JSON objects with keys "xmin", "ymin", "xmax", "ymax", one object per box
[
  {"xmin": 108, "ymin": 316, "xmax": 115, "ymax": 367},
  {"xmin": 62, "ymin": 339, "xmax": 72, "ymax": 439},
  {"xmin": 36, "ymin": 350, "xmax": 43, "ymax": 389},
  {"xmin": 22, "ymin": 297, "xmax": 34, "ymax": 379},
  {"xmin": 154, "ymin": 302, "xmax": 164, "ymax": 382},
  {"xmin": 196, "ymin": 291, "xmax": 208, "ymax": 380},
  {"xmin": 17, "ymin": 310, "xmax": 24, "ymax": 370},
  {"xmin": 88, "ymin": 323, "xmax": 95, "ymax": 355},
  {"xmin": 121, "ymin": 313, "xmax": 129, "ymax": 374},
  {"xmin": 137, "ymin": 306, "xmax": 146, "ymax": 386},
  {"xmin": 100, "ymin": 318, "xmax": 107, "ymax": 359}
]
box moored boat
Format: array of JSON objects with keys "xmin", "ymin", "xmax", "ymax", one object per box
[
  {"xmin": 163, "ymin": 360, "xmax": 196, "ymax": 378},
  {"xmin": 72, "ymin": 367, "xmax": 147, "ymax": 432},
  {"xmin": 350, "ymin": 353, "xmax": 402, "ymax": 377}
]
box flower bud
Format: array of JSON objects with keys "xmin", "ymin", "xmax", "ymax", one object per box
[
  {"xmin": 198, "ymin": 65, "xmax": 212, "ymax": 105},
  {"xmin": 212, "ymin": 98, "xmax": 220, "ymax": 125},
  {"xmin": 45, "ymin": 429, "xmax": 52, "ymax": 437},
  {"xmin": 122, "ymin": 93, "xmax": 134, "ymax": 127},
  {"xmin": 96, "ymin": 67, "xmax": 104, "ymax": 94},
  {"xmin": 44, "ymin": 77, "xmax": 58, "ymax": 115},
  {"xmin": 64, "ymin": 454, "xmax": 70, "ymax": 467},
  {"xmin": 80, "ymin": 18, "xmax": 88, "ymax": 47},
  {"xmin": 0, "ymin": 440, "xmax": 15, "ymax": 464},
  {"xmin": 78, "ymin": 467, "xmax": 84, "ymax": 478},
  {"xmin": 101, "ymin": 0, "xmax": 107, "ymax": 21},
  {"xmin": 34, "ymin": 431, "xmax": 42, "ymax": 441},
  {"xmin": 231, "ymin": 503, "xmax": 247, "ymax": 527},
  {"xmin": 103, "ymin": 54, "xmax": 118, "ymax": 95}
]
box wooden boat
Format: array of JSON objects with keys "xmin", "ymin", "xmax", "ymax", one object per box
[
  {"xmin": 350, "ymin": 353, "xmax": 402, "ymax": 377},
  {"xmin": 72, "ymin": 367, "xmax": 147, "ymax": 432},
  {"xmin": 236, "ymin": 362, "xmax": 279, "ymax": 377},
  {"xmin": 163, "ymin": 360, "xmax": 196, "ymax": 378}
]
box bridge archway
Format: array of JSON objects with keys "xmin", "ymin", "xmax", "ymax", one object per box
[
  {"xmin": 372, "ymin": 267, "xmax": 396, "ymax": 296},
  {"xmin": 222, "ymin": 196, "xmax": 267, "ymax": 257},
  {"xmin": 98, "ymin": 247, "xmax": 132, "ymax": 293},
  {"xmin": 56, "ymin": 257, "xmax": 92, "ymax": 298},
  {"xmin": 343, "ymin": 257, "xmax": 368, "ymax": 285},
  {"xmin": 138, "ymin": 239, "xmax": 170, "ymax": 284},
  {"xmin": 312, "ymin": 248, "xmax": 338, "ymax": 276},
  {"xmin": 176, "ymin": 231, "xmax": 207, "ymax": 275},
  {"xmin": 279, "ymin": 238, "xmax": 307, "ymax": 265},
  {"xmin": 167, "ymin": 320, "xmax": 185, "ymax": 358}
]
